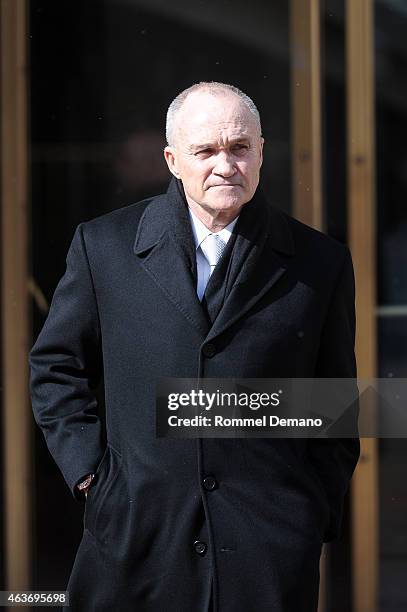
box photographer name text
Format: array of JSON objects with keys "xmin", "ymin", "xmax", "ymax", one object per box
[{"xmin": 167, "ymin": 415, "xmax": 323, "ymax": 428}]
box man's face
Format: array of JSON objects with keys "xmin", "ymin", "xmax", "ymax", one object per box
[{"xmin": 164, "ymin": 91, "xmax": 264, "ymax": 217}]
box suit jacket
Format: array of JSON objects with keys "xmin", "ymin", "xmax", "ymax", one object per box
[{"xmin": 29, "ymin": 177, "xmax": 360, "ymax": 612}]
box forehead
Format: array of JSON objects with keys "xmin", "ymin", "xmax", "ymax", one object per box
[{"xmin": 176, "ymin": 91, "xmax": 258, "ymax": 144}]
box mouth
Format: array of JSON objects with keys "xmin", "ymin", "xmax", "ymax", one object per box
[{"xmin": 211, "ymin": 184, "xmax": 240, "ymax": 188}]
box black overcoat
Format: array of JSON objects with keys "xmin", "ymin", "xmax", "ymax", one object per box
[{"xmin": 29, "ymin": 178, "xmax": 360, "ymax": 612}]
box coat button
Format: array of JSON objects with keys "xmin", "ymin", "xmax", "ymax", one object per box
[
  {"xmin": 194, "ymin": 540, "xmax": 207, "ymax": 556},
  {"xmin": 203, "ymin": 476, "xmax": 217, "ymax": 491},
  {"xmin": 202, "ymin": 343, "xmax": 216, "ymax": 358}
]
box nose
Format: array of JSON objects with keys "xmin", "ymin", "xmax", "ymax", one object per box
[{"xmin": 213, "ymin": 150, "xmax": 236, "ymax": 178}]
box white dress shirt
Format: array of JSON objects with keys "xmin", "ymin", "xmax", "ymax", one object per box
[{"xmin": 188, "ymin": 207, "xmax": 239, "ymax": 301}]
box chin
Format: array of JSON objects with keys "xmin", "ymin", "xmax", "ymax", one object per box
[{"xmin": 209, "ymin": 194, "xmax": 245, "ymax": 210}]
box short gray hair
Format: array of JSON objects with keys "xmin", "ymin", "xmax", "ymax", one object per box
[{"xmin": 165, "ymin": 81, "xmax": 262, "ymax": 146}]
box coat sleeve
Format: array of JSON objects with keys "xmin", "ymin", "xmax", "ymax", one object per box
[
  {"xmin": 308, "ymin": 245, "xmax": 360, "ymax": 542},
  {"xmin": 29, "ymin": 223, "xmax": 105, "ymax": 500}
]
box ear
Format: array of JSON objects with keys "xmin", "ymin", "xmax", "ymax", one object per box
[
  {"xmin": 259, "ymin": 137, "xmax": 264, "ymax": 168},
  {"xmin": 164, "ymin": 146, "xmax": 180, "ymax": 178}
]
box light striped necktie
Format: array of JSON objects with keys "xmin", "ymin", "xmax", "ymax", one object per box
[{"xmin": 200, "ymin": 233, "xmax": 227, "ymax": 276}]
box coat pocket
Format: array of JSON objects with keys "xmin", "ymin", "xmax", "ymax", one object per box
[{"xmin": 84, "ymin": 444, "xmax": 124, "ymax": 541}]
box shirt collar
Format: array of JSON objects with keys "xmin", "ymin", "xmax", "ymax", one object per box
[{"xmin": 188, "ymin": 207, "xmax": 239, "ymax": 250}]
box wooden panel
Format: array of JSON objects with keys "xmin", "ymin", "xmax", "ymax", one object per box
[
  {"xmin": 346, "ymin": 1, "xmax": 379, "ymax": 611},
  {"xmin": 0, "ymin": 0, "xmax": 31, "ymax": 592},
  {"xmin": 290, "ymin": 0, "xmax": 322, "ymax": 230},
  {"xmin": 290, "ymin": 3, "xmax": 327, "ymax": 611}
]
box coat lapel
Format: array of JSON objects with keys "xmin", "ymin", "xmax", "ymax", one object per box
[
  {"xmin": 205, "ymin": 190, "xmax": 296, "ymax": 343},
  {"xmin": 133, "ymin": 177, "xmax": 295, "ymax": 343},
  {"xmin": 133, "ymin": 179, "xmax": 211, "ymax": 337}
]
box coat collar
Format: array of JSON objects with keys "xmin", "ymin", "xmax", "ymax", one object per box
[{"xmin": 133, "ymin": 177, "xmax": 295, "ymax": 340}]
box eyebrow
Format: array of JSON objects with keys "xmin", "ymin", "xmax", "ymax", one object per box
[{"xmin": 188, "ymin": 137, "xmax": 251, "ymax": 152}]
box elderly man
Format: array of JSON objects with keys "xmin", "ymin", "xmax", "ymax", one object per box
[{"xmin": 29, "ymin": 82, "xmax": 360, "ymax": 612}]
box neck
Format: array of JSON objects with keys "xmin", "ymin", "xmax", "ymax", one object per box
[{"xmin": 186, "ymin": 197, "xmax": 242, "ymax": 232}]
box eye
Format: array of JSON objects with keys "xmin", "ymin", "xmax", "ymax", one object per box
[
  {"xmin": 195, "ymin": 148, "xmax": 214, "ymax": 156},
  {"xmin": 231, "ymin": 144, "xmax": 249, "ymax": 153}
]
